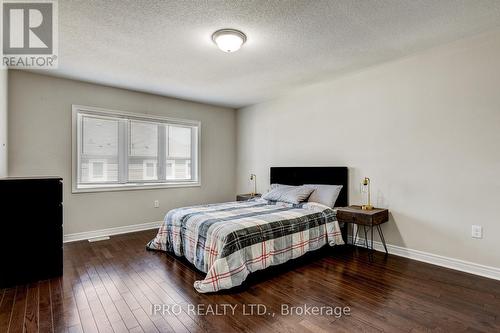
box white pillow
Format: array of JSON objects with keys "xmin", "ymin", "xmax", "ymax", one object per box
[
  {"xmin": 267, "ymin": 183, "xmax": 291, "ymax": 191},
  {"xmin": 263, "ymin": 183, "xmax": 292, "ymax": 194},
  {"xmin": 262, "ymin": 184, "xmax": 314, "ymax": 204},
  {"xmin": 305, "ymin": 184, "xmax": 343, "ymax": 207}
]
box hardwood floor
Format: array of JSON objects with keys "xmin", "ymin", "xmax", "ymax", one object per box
[{"xmin": 1, "ymin": 229, "xmax": 499, "ymax": 333}]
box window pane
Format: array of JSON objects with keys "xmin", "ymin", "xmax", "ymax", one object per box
[
  {"xmin": 168, "ymin": 126, "xmax": 191, "ymax": 158},
  {"xmin": 80, "ymin": 116, "xmax": 119, "ymax": 183},
  {"xmin": 129, "ymin": 121, "xmax": 158, "ymax": 181},
  {"xmin": 166, "ymin": 159, "xmax": 191, "ymax": 180}
]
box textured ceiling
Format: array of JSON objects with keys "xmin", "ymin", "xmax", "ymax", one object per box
[{"xmin": 34, "ymin": 0, "xmax": 500, "ymax": 108}]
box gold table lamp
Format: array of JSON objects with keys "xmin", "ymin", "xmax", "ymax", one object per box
[
  {"xmin": 361, "ymin": 177, "xmax": 374, "ymax": 210},
  {"xmin": 250, "ymin": 174, "xmax": 257, "ymax": 196}
]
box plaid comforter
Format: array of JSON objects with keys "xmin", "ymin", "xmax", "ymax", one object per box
[{"xmin": 146, "ymin": 198, "xmax": 344, "ymax": 293}]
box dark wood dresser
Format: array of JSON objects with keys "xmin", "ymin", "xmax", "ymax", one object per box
[{"xmin": 0, "ymin": 177, "xmax": 63, "ymax": 288}]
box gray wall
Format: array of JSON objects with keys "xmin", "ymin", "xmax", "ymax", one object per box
[
  {"xmin": 0, "ymin": 69, "xmax": 6, "ymax": 177},
  {"xmin": 237, "ymin": 29, "xmax": 500, "ymax": 268},
  {"xmin": 8, "ymin": 71, "xmax": 237, "ymax": 235}
]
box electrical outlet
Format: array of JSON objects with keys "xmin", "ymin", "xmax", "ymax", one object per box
[
  {"xmin": 471, "ymin": 225, "xmax": 483, "ymax": 239},
  {"xmin": 154, "ymin": 200, "xmax": 159, "ymax": 208}
]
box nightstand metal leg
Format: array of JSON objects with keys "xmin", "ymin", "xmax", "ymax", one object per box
[
  {"xmin": 353, "ymin": 225, "xmax": 359, "ymax": 246},
  {"xmin": 376, "ymin": 225, "xmax": 388, "ymax": 254},
  {"xmin": 363, "ymin": 226, "xmax": 369, "ymax": 248},
  {"xmin": 371, "ymin": 224, "xmax": 374, "ymax": 251},
  {"xmin": 350, "ymin": 223, "xmax": 353, "ymax": 245}
]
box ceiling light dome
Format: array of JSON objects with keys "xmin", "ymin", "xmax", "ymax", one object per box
[{"xmin": 212, "ymin": 29, "xmax": 247, "ymax": 53}]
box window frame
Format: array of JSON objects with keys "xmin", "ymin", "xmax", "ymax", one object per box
[{"xmin": 72, "ymin": 105, "xmax": 201, "ymax": 193}]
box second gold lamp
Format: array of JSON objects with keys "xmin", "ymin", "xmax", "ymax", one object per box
[
  {"xmin": 250, "ymin": 174, "xmax": 257, "ymax": 196},
  {"xmin": 361, "ymin": 177, "xmax": 374, "ymax": 210}
]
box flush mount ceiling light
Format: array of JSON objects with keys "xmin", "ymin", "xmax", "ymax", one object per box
[{"xmin": 211, "ymin": 29, "xmax": 247, "ymax": 53}]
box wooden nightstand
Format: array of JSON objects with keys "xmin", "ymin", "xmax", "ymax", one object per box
[
  {"xmin": 336, "ymin": 205, "xmax": 389, "ymax": 254},
  {"xmin": 236, "ymin": 193, "xmax": 261, "ymax": 201}
]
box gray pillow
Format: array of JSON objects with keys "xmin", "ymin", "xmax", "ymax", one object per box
[
  {"xmin": 305, "ymin": 184, "xmax": 343, "ymax": 207},
  {"xmin": 262, "ymin": 185, "xmax": 314, "ymax": 204}
]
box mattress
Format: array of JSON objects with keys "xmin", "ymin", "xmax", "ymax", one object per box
[{"xmin": 147, "ymin": 198, "xmax": 344, "ymax": 293}]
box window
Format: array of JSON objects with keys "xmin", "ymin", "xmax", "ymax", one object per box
[
  {"xmin": 129, "ymin": 121, "xmax": 159, "ymax": 182},
  {"xmin": 167, "ymin": 125, "xmax": 192, "ymax": 180},
  {"xmin": 80, "ymin": 116, "xmax": 119, "ymax": 183},
  {"xmin": 73, "ymin": 105, "xmax": 200, "ymax": 192}
]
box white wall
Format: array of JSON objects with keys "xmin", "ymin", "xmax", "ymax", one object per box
[
  {"xmin": 0, "ymin": 69, "xmax": 7, "ymax": 177},
  {"xmin": 9, "ymin": 71, "xmax": 237, "ymax": 235},
  {"xmin": 237, "ymin": 29, "xmax": 500, "ymax": 268}
]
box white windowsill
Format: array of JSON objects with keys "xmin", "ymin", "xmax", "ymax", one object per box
[{"xmin": 72, "ymin": 181, "xmax": 201, "ymax": 193}]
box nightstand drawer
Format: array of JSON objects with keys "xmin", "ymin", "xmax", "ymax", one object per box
[
  {"xmin": 336, "ymin": 206, "xmax": 389, "ymax": 226},
  {"xmin": 337, "ymin": 210, "xmax": 372, "ymax": 225}
]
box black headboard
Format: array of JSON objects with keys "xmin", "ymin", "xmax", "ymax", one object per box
[{"xmin": 270, "ymin": 167, "xmax": 348, "ymax": 207}]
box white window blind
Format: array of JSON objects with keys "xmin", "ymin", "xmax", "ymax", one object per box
[{"xmin": 73, "ymin": 105, "xmax": 200, "ymax": 192}]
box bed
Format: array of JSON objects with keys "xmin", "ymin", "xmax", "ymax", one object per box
[{"xmin": 147, "ymin": 167, "xmax": 349, "ymax": 293}]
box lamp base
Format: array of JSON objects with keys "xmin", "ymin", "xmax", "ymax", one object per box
[{"xmin": 361, "ymin": 205, "xmax": 374, "ymax": 211}]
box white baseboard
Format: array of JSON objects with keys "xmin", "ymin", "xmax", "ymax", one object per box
[
  {"xmin": 64, "ymin": 223, "xmax": 500, "ymax": 281},
  {"xmin": 64, "ymin": 221, "xmax": 162, "ymax": 243},
  {"xmin": 347, "ymin": 236, "xmax": 500, "ymax": 281}
]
